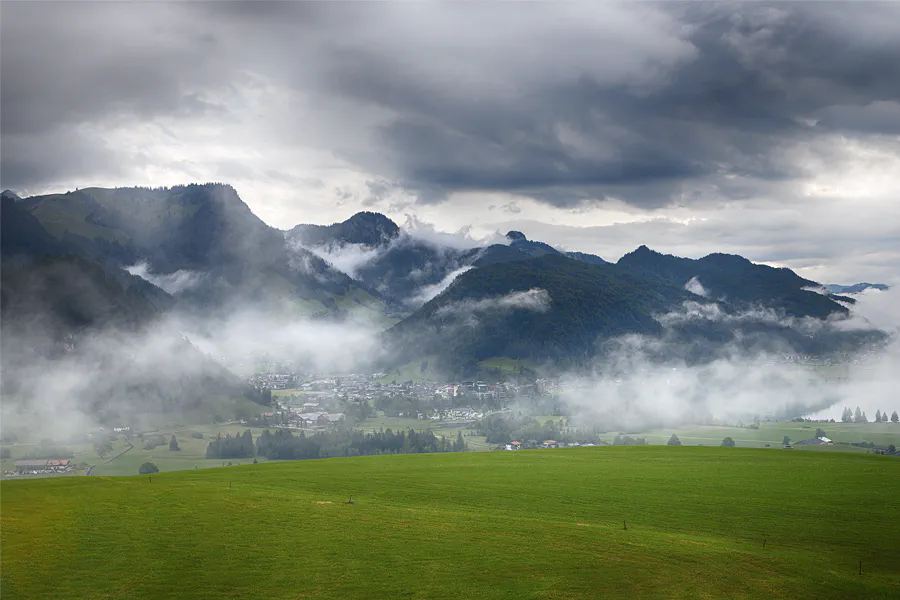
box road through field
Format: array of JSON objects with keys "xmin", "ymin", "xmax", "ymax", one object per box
[{"xmin": 86, "ymin": 438, "xmax": 134, "ymax": 476}]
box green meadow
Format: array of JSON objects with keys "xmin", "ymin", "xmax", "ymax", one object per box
[
  {"xmin": 2, "ymin": 447, "xmax": 899, "ymax": 599},
  {"xmin": 609, "ymin": 421, "xmax": 900, "ymax": 449}
]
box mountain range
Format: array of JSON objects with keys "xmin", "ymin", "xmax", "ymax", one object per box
[{"xmin": 1, "ymin": 184, "xmax": 890, "ymax": 394}]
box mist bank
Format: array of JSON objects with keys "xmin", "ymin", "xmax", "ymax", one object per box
[
  {"xmin": 550, "ymin": 287, "xmax": 898, "ymax": 431},
  {"xmin": 2, "ymin": 185, "xmax": 895, "ymax": 442}
]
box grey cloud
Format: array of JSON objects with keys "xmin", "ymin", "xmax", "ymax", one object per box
[
  {"xmin": 0, "ymin": 128, "xmax": 130, "ymax": 191},
  {"xmin": 2, "ymin": 2, "xmax": 899, "ymax": 212}
]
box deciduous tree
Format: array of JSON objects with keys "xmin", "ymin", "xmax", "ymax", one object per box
[{"xmin": 138, "ymin": 462, "xmax": 159, "ymax": 475}]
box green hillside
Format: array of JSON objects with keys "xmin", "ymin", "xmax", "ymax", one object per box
[
  {"xmin": 386, "ymin": 254, "xmax": 694, "ymax": 372},
  {"xmin": 2, "ymin": 448, "xmax": 898, "ymax": 599}
]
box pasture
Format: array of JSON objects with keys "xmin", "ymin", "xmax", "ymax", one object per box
[
  {"xmin": 2, "ymin": 447, "xmax": 899, "ymax": 599},
  {"xmin": 610, "ymin": 421, "xmax": 900, "ymax": 449}
]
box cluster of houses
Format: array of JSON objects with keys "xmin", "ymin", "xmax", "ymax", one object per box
[
  {"xmin": 248, "ymin": 372, "xmax": 298, "ymax": 390},
  {"xmin": 10, "ymin": 459, "xmax": 73, "ymax": 475},
  {"xmin": 425, "ymin": 408, "xmax": 486, "ymax": 422},
  {"xmin": 249, "ymin": 371, "xmax": 536, "ymax": 407}
]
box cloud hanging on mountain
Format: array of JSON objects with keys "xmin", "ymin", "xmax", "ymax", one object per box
[
  {"xmin": 436, "ymin": 288, "xmax": 552, "ymax": 318},
  {"xmin": 409, "ymin": 266, "xmax": 474, "ymax": 306},
  {"xmin": 126, "ymin": 262, "xmax": 203, "ymax": 295},
  {"xmin": 683, "ymin": 276, "xmax": 708, "ymax": 297},
  {"xmin": 555, "ymin": 287, "xmax": 898, "ymax": 431}
]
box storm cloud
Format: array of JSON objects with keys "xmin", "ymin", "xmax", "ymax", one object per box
[{"xmin": 1, "ymin": 2, "xmax": 898, "ymax": 282}]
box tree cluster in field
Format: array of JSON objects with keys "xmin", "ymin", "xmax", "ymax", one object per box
[
  {"xmin": 94, "ymin": 439, "xmax": 113, "ymax": 458},
  {"xmin": 476, "ymin": 413, "xmax": 601, "ymax": 444},
  {"xmin": 141, "ymin": 435, "xmax": 168, "ymax": 450},
  {"xmin": 841, "ymin": 406, "xmax": 898, "ymax": 423},
  {"xmin": 205, "ymin": 430, "xmax": 255, "ymax": 459},
  {"xmin": 255, "ymin": 428, "xmax": 466, "ymax": 460},
  {"xmin": 613, "ymin": 435, "xmax": 648, "ymax": 446}
]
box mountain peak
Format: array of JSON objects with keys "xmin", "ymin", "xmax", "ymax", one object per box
[
  {"xmin": 1, "ymin": 189, "xmax": 22, "ymax": 202},
  {"xmin": 345, "ymin": 211, "xmax": 400, "ymax": 241},
  {"xmin": 506, "ymin": 230, "xmax": 527, "ymax": 242},
  {"xmin": 289, "ymin": 211, "xmax": 400, "ymax": 247}
]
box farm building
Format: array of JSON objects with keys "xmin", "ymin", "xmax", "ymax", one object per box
[
  {"xmin": 14, "ymin": 460, "xmax": 50, "ymax": 474},
  {"xmin": 13, "ymin": 459, "xmax": 71, "ymax": 473},
  {"xmin": 794, "ymin": 437, "xmax": 832, "ymax": 446}
]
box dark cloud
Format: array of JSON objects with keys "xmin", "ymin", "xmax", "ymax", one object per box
[{"xmin": 1, "ymin": 2, "xmax": 899, "ymax": 211}]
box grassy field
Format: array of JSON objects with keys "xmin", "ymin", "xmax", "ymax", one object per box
[
  {"xmin": 1, "ymin": 424, "xmax": 274, "ymax": 478},
  {"xmin": 2, "ymin": 447, "xmax": 899, "ymax": 599},
  {"xmin": 608, "ymin": 421, "xmax": 900, "ymax": 449}
]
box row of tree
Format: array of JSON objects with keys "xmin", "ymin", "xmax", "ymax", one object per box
[
  {"xmin": 205, "ymin": 428, "xmax": 467, "ymax": 461},
  {"xmin": 256, "ymin": 428, "xmax": 466, "ymax": 460},
  {"xmin": 841, "ymin": 406, "xmax": 898, "ymax": 423}
]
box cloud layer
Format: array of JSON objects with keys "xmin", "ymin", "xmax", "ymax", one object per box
[{"xmin": 2, "ymin": 2, "xmax": 898, "ymax": 282}]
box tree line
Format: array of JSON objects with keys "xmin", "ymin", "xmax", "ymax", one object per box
[
  {"xmin": 477, "ymin": 413, "xmax": 587, "ymax": 444},
  {"xmin": 205, "ymin": 428, "xmax": 467, "ymax": 460},
  {"xmin": 841, "ymin": 406, "xmax": 898, "ymax": 423}
]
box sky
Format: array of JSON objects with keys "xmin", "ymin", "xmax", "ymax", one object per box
[{"xmin": 1, "ymin": 2, "xmax": 898, "ymax": 285}]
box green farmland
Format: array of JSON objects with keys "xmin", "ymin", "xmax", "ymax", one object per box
[
  {"xmin": 2, "ymin": 448, "xmax": 899, "ymax": 599},
  {"xmin": 608, "ymin": 421, "xmax": 900, "ymax": 449}
]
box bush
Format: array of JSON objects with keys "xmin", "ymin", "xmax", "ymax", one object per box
[
  {"xmin": 721, "ymin": 437, "xmax": 736, "ymax": 447},
  {"xmin": 138, "ymin": 462, "xmax": 159, "ymax": 475},
  {"xmin": 189, "ymin": 431, "xmax": 204, "ymax": 439}
]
